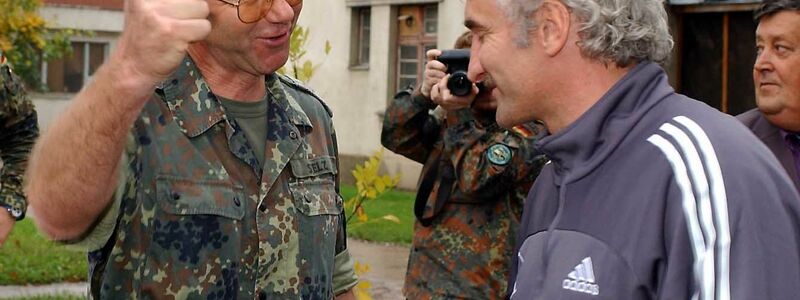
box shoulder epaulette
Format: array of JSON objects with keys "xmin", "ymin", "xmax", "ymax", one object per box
[{"xmin": 277, "ymin": 74, "xmax": 333, "ymax": 117}]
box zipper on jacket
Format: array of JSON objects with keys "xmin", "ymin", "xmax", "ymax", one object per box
[{"xmin": 536, "ymin": 177, "xmax": 569, "ymax": 297}]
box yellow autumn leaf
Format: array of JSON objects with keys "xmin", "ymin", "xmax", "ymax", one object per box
[
  {"xmin": 354, "ymin": 261, "xmax": 371, "ymax": 274},
  {"xmin": 375, "ymin": 179, "xmax": 386, "ymax": 194},
  {"xmin": 324, "ymin": 40, "xmax": 332, "ymax": 55},
  {"xmin": 356, "ymin": 207, "xmax": 368, "ymax": 223},
  {"xmin": 352, "ymin": 261, "xmax": 373, "ymax": 300},
  {"xmin": 354, "ymin": 283, "xmax": 373, "ymax": 300},
  {"xmin": 381, "ymin": 215, "xmax": 401, "ymax": 223}
]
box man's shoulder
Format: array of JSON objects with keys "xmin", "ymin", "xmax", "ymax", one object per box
[
  {"xmin": 638, "ymin": 98, "xmax": 775, "ymax": 171},
  {"xmin": 277, "ymin": 74, "xmax": 333, "ymax": 118},
  {"xmin": 649, "ymin": 95, "xmax": 747, "ymax": 137}
]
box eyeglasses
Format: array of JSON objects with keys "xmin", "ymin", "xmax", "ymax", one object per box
[{"xmin": 217, "ymin": 0, "xmax": 303, "ymax": 24}]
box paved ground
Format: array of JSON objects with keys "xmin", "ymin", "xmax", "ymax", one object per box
[
  {"xmin": 0, "ymin": 283, "xmax": 86, "ymax": 298},
  {"xmin": 0, "ymin": 238, "xmax": 409, "ymax": 299},
  {"xmin": 348, "ymin": 239, "xmax": 409, "ymax": 299}
]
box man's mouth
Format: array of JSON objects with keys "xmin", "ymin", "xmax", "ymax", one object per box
[
  {"xmin": 257, "ymin": 31, "xmax": 290, "ymax": 46},
  {"xmin": 759, "ymin": 82, "xmax": 779, "ymax": 88}
]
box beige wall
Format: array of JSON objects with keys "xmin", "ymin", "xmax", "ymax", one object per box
[{"xmin": 40, "ymin": 6, "xmax": 123, "ymax": 49}]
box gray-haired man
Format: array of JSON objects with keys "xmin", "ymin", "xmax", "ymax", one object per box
[{"xmin": 464, "ymin": 0, "xmax": 800, "ymax": 298}]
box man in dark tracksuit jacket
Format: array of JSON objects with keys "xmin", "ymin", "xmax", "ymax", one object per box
[
  {"xmin": 510, "ymin": 61, "xmax": 800, "ymax": 299},
  {"xmin": 463, "ymin": 0, "xmax": 800, "ymax": 299}
]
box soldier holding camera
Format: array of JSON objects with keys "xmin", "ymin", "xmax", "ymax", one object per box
[{"xmin": 381, "ymin": 32, "xmax": 547, "ymax": 299}]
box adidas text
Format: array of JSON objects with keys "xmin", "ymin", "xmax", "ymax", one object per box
[{"xmin": 562, "ymin": 279, "xmax": 600, "ymax": 296}]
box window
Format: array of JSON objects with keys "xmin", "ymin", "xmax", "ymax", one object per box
[
  {"xmin": 423, "ymin": 5, "xmax": 437, "ymax": 35},
  {"xmin": 43, "ymin": 41, "xmax": 108, "ymax": 93},
  {"xmin": 351, "ymin": 7, "xmax": 371, "ymax": 67},
  {"xmin": 396, "ymin": 4, "xmax": 437, "ymax": 90},
  {"xmin": 398, "ymin": 45, "xmax": 419, "ymax": 89}
]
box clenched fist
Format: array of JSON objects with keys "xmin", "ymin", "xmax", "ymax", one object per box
[{"xmin": 113, "ymin": 0, "xmax": 211, "ymax": 88}]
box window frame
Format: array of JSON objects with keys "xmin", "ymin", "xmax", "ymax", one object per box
[
  {"xmin": 41, "ymin": 40, "xmax": 109, "ymax": 94},
  {"xmin": 350, "ymin": 6, "xmax": 372, "ymax": 69}
]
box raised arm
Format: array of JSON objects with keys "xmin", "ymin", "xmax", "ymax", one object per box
[
  {"xmin": 25, "ymin": 0, "xmax": 211, "ymax": 240},
  {"xmin": 381, "ymin": 49, "xmax": 447, "ymax": 163}
]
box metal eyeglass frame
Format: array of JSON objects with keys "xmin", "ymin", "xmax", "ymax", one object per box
[{"xmin": 216, "ymin": 0, "xmax": 300, "ymax": 24}]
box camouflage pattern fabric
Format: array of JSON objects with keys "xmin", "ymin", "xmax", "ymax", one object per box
[
  {"xmin": 0, "ymin": 58, "xmax": 38, "ymax": 220},
  {"xmin": 381, "ymin": 86, "xmax": 547, "ymax": 299},
  {"xmin": 87, "ymin": 56, "xmax": 354, "ymax": 299}
]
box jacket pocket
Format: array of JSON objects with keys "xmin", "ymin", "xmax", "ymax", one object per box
[
  {"xmin": 288, "ymin": 156, "xmax": 342, "ymax": 216},
  {"xmin": 155, "ymin": 174, "xmax": 245, "ymax": 220}
]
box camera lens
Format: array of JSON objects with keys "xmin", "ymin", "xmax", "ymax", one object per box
[{"xmin": 448, "ymin": 71, "xmax": 473, "ymax": 97}]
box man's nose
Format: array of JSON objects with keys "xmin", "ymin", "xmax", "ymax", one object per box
[
  {"xmin": 264, "ymin": 0, "xmax": 296, "ymax": 23},
  {"xmin": 467, "ymin": 48, "xmax": 485, "ymax": 83},
  {"xmin": 754, "ymin": 48, "xmax": 773, "ymax": 73}
]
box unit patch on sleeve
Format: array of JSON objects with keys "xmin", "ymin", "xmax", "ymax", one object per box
[{"xmin": 487, "ymin": 144, "xmax": 512, "ymax": 166}]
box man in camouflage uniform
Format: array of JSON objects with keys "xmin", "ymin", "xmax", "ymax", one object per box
[
  {"xmin": 0, "ymin": 53, "xmax": 38, "ymax": 246},
  {"xmin": 381, "ymin": 32, "xmax": 547, "ymax": 299},
  {"xmin": 24, "ymin": 0, "xmax": 357, "ymax": 298}
]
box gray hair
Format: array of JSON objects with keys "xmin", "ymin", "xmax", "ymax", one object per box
[{"xmin": 497, "ymin": 0, "xmax": 674, "ymax": 67}]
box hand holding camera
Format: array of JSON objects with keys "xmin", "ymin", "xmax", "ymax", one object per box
[
  {"xmin": 422, "ymin": 49, "xmax": 480, "ymax": 111},
  {"xmin": 420, "ymin": 49, "xmax": 446, "ymax": 98},
  {"xmin": 430, "ymin": 74, "xmax": 478, "ymax": 111}
]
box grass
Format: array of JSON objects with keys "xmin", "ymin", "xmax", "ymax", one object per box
[
  {"xmin": 0, "ymin": 219, "xmax": 87, "ymax": 285},
  {"xmin": 340, "ymin": 184, "xmax": 416, "ymax": 245},
  {"xmin": 0, "ymin": 184, "xmax": 414, "ymax": 286}
]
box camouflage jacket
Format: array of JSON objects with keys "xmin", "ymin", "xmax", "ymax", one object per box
[
  {"xmin": 84, "ymin": 57, "xmax": 356, "ymax": 299},
  {"xmin": 381, "ymin": 86, "xmax": 547, "ymax": 299},
  {"xmin": 0, "ymin": 59, "xmax": 38, "ymax": 220}
]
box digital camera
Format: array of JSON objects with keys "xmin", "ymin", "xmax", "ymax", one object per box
[{"xmin": 437, "ymin": 49, "xmax": 478, "ymax": 97}]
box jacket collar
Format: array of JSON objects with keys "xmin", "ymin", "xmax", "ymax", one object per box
[
  {"xmin": 156, "ymin": 56, "xmax": 313, "ymax": 138},
  {"xmin": 536, "ymin": 62, "xmax": 674, "ymax": 184}
]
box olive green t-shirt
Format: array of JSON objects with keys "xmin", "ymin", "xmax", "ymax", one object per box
[{"xmin": 218, "ymin": 95, "xmax": 269, "ymax": 168}]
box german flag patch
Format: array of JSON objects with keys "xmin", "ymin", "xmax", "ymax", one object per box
[{"xmin": 511, "ymin": 125, "xmax": 534, "ymax": 138}]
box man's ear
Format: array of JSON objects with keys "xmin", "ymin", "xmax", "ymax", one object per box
[{"xmin": 536, "ymin": 0, "xmax": 571, "ymax": 56}]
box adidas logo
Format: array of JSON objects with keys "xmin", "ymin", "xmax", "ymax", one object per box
[{"xmin": 562, "ymin": 257, "xmax": 600, "ymax": 296}]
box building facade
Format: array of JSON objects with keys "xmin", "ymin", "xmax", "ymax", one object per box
[{"xmin": 35, "ymin": 0, "xmax": 763, "ymax": 189}]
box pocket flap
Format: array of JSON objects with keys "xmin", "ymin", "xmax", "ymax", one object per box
[
  {"xmin": 156, "ymin": 175, "xmax": 245, "ymax": 220},
  {"xmin": 289, "ymin": 176, "xmax": 343, "ymax": 216}
]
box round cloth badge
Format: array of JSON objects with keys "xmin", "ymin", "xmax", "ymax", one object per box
[{"xmin": 487, "ymin": 144, "xmax": 512, "ymax": 166}]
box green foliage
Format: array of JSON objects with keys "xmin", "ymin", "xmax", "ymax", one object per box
[
  {"xmin": 0, "ymin": 219, "xmax": 87, "ymax": 285},
  {"xmin": 278, "ymin": 25, "xmax": 331, "ymax": 83},
  {"xmin": 344, "ymin": 150, "xmax": 402, "ymax": 227},
  {"xmin": 0, "ymin": 0, "xmax": 75, "ymax": 91},
  {"xmin": 341, "ymin": 184, "xmax": 414, "ymax": 245}
]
